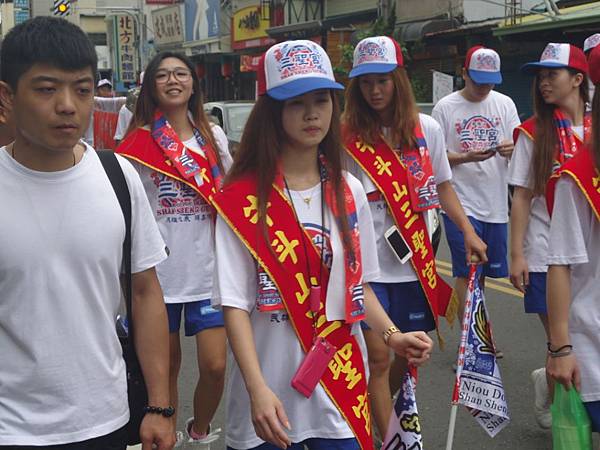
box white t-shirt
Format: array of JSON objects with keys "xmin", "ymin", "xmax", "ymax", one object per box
[
  {"xmin": 0, "ymin": 145, "xmax": 167, "ymax": 446},
  {"xmin": 432, "ymin": 90, "xmax": 521, "ymax": 223},
  {"xmin": 134, "ymin": 124, "xmax": 232, "ymax": 303},
  {"xmin": 507, "ymin": 126, "xmax": 584, "ymax": 273},
  {"xmin": 114, "ymin": 105, "xmax": 134, "ymax": 141},
  {"xmin": 213, "ymin": 173, "xmax": 379, "ymax": 449},
  {"xmin": 547, "ymin": 177, "xmax": 600, "ymax": 402},
  {"xmin": 347, "ymin": 113, "xmax": 451, "ymax": 283}
]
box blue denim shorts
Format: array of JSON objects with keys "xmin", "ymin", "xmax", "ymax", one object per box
[
  {"xmin": 166, "ymin": 299, "xmax": 224, "ymax": 336},
  {"xmin": 442, "ymin": 214, "xmax": 508, "ymax": 279},
  {"xmin": 524, "ymin": 272, "xmax": 547, "ymax": 314},
  {"xmin": 362, "ymin": 281, "xmax": 436, "ymax": 333},
  {"xmin": 584, "ymin": 401, "xmax": 600, "ymax": 432}
]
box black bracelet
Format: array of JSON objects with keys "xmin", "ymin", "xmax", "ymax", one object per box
[
  {"xmin": 547, "ymin": 342, "xmax": 573, "ymax": 353},
  {"xmin": 144, "ymin": 405, "xmax": 175, "ymax": 417}
]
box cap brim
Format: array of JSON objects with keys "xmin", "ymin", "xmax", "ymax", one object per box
[
  {"xmin": 348, "ymin": 63, "xmax": 397, "ymax": 78},
  {"xmin": 468, "ymin": 69, "xmax": 502, "ymax": 85},
  {"xmin": 521, "ymin": 61, "xmax": 567, "ymax": 74},
  {"xmin": 267, "ymin": 77, "xmax": 344, "ymax": 100}
]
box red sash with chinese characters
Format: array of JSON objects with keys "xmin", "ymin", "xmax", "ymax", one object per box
[
  {"xmin": 213, "ymin": 175, "xmax": 374, "ymax": 450},
  {"xmin": 547, "ymin": 148, "xmax": 600, "ymax": 221},
  {"xmin": 116, "ymin": 121, "xmax": 222, "ymax": 205},
  {"xmin": 343, "ymin": 131, "xmax": 453, "ymax": 327},
  {"xmin": 514, "ymin": 111, "xmax": 591, "ymax": 174}
]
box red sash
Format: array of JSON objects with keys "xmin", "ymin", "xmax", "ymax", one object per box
[
  {"xmin": 547, "ymin": 148, "xmax": 600, "ymax": 222},
  {"xmin": 116, "ymin": 127, "xmax": 218, "ymax": 205},
  {"xmin": 514, "ymin": 113, "xmax": 591, "ymax": 173},
  {"xmin": 343, "ymin": 131, "xmax": 453, "ymax": 328},
  {"xmin": 213, "ymin": 175, "xmax": 373, "ymax": 450},
  {"xmin": 93, "ymin": 110, "xmax": 118, "ymax": 151}
]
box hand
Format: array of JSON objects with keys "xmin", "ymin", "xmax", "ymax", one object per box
[
  {"xmin": 464, "ymin": 230, "xmax": 488, "ymax": 265},
  {"xmin": 464, "ymin": 150, "xmax": 495, "ymax": 163},
  {"xmin": 140, "ymin": 414, "xmax": 176, "ymax": 450},
  {"xmin": 388, "ymin": 331, "xmax": 433, "ymax": 366},
  {"xmin": 249, "ymin": 384, "xmax": 291, "ymax": 449},
  {"xmin": 547, "ymin": 353, "xmax": 580, "ymax": 391},
  {"xmin": 496, "ymin": 140, "xmax": 514, "ymax": 159},
  {"xmin": 510, "ymin": 254, "xmax": 529, "ymax": 293}
]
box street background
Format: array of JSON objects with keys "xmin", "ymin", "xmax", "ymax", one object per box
[{"xmin": 172, "ymin": 235, "xmax": 599, "ymax": 450}]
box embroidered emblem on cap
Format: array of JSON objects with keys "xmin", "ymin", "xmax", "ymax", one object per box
[
  {"xmin": 273, "ymin": 42, "xmax": 327, "ymax": 80},
  {"xmin": 473, "ymin": 53, "xmax": 499, "ymax": 72},
  {"xmin": 355, "ymin": 39, "xmax": 388, "ymax": 65},
  {"xmin": 541, "ymin": 44, "xmax": 561, "ymax": 61}
]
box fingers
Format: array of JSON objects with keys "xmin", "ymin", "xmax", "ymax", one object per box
[
  {"xmin": 509, "ymin": 272, "xmax": 526, "ymax": 293},
  {"xmin": 276, "ymin": 402, "xmax": 292, "ymax": 431},
  {"xmin": 574, "ymin": 366, "xmax": 582, "ymax": 392},
  {"xmin": 523, "ymin": 270, "xmax": 530, "ymax": 289},
  {"xmin": 253, "ymin": 406, "xmax": 291, "ymax": 449}
]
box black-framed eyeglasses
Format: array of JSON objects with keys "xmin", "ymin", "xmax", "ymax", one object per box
[{"xmin": 155, "ymin": 68, "xmax": 192, "ymax": 84}]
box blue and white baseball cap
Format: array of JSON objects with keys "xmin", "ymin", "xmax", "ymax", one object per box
[
  {"xmin": 464, "ymin": 46, "xmax": 502, "ymax": 85},
  {"xmin": 349, "ymin": 36, "xmax": 404, "ymax": 78},
  {"xmin": 521, "ymin": 43, "xmax": 588, "ymax": 74},
  {"xmin": 257, "ymin": 40, "xmax": 343, "ymax": 101}
]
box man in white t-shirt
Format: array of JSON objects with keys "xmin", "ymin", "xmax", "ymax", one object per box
[
  {"xmin": 432, "ymin": 46, "xmax": 520, "ymax": 330},
  {"xmin": 0, "ymin": 17, "xmax": 175, "ymax": 449}
]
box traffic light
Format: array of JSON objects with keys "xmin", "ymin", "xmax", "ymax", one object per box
[{"xmin": 53, "ymin": 0, "xmax": 71, "ymax": 16}]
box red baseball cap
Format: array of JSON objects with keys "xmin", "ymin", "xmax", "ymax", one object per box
[
  {"xmin": 588, "ymin": 45, "xmax": 600, "ymax": 85},
  {"xmin": 464, "ymin": 45, "xmax": 502, "ymax": 84},
  {"xmin": 522, "ymin": 43, "xmax": 588, "ymax": 74}
]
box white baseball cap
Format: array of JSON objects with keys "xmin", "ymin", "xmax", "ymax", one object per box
[
  {"xmin": 584, "ymin": 33, "xmax": 600, "ymax": 53},
  {"xmin": 257, "ymin": 40, "xmax": 343, "ymax": 101},
  {"xmin": 464, "ymin": 46, "xmax": 502, "ymax": 85},
  {"xmin": 349, "ymin": 36, "xmax": 404, "ymax": 78},
  {"xmin": 97, "ymin": 78, "xmax": 112, "ymax": 88}
]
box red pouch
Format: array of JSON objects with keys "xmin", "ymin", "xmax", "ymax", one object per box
[{"xmin": 291, "ymin": 337, "xmax": 336, "ymax": 398}]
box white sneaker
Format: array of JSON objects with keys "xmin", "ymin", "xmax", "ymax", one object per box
[
  {"xmin": 531, "ymin": 368, "xmax": 552, "ymax": 429},
  {"xmin": 184, "ymin": 417, "xmax": 222, "ymax": 447},
  {"xmin": 174, "ymin": 430, "xmax": 186, "ymax": 448}
]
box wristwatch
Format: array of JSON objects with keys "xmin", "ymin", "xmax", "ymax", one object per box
[
  {"xmin": 382, "ymin": 325, "xmax": 401, "ymax": 345},
  {"xmin": 144, "ymin": 405, "xmax": 176, "ymax": 417}
]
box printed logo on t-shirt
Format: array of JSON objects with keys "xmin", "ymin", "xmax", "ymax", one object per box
[
  {"xmin": 151, "ymin": 171, "xmax": 212, "ymax": 223},
  {"xmin": 455, "ymin": 115, "xmax": 501, "ymax": 152},
  {"xmin": 304, "ymin": 222, "xmax": 333, "ymax": 269}
]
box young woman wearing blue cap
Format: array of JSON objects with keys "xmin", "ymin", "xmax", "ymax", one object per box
[
  {"xmin": 211, "ymin": 40, "xmax": 434, "ymax": 450},
  {"xmin": 117, "ymin": 51, "xmax": 230, "ymax": 447},
  {"xmin": 342, "ymin": 36, "xmax": 487, "ymax": 438},
  {"xmin": 545, "ymin": 44, "xmax": 600, "ymax": 436},
  {"xmin": 508, "ymin": 43, "xmax": 590, "ymax": 429}
]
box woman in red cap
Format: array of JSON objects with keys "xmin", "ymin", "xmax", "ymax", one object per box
[
  {"xmin": 508, "ymin": 43, "xmax": 590, "ymax": 429},
  {"xmin": 545, "ymin": 43, "xmax": 600, "ymax": 437},
  {"xmin": 342, "ymin": 36, "xmax": 487, "ymax": 438}
]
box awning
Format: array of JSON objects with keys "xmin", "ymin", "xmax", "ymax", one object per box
[
  {"xmin": 494, "ymin": 1, "xmax": 600, "ymax": 36},
  {"xmin": 397, "ymin": 18, "xmax": 460, "ymax": 42},
  {"xmin": 266, "ymin": 20, "xmax": 323, "ymax": 40}
]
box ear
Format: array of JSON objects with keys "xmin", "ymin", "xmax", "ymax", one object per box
[
  {"xmin": 572, "ymin": 72, "xmax": 584, "ymax": 88},
  {"xmin": 461, "ymin": 67, "xmax": 468, "ymax": 81},
  {"xmin": 0, "ymin": 81, "xmax": 14, "ymax": 113}
]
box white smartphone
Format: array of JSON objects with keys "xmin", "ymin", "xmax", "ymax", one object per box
[{"xmin": 384, "ymin": 225, "xmax": 413, "ymax": 264}]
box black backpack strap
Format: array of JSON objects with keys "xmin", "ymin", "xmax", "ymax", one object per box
[{"xmin": 97, "ymin": 151, "xmax": 134, "ymax": 347}]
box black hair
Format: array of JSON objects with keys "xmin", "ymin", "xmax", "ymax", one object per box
[{"xmin": 0, "ymin": 16, "xmax": 98, "ymax": 89}]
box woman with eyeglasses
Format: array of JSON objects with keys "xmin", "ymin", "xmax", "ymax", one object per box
[{"xmin": 117, "ymin": 51, "xmax": 231, "ymax": 447}]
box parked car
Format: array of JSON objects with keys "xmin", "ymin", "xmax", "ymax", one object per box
[{"xmin": 204, "ymin": 101, "xmax": 254, "ymax": 154}]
